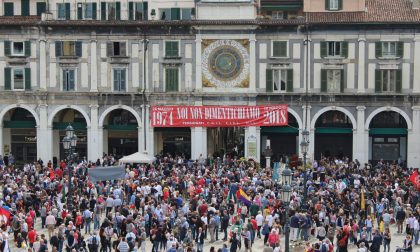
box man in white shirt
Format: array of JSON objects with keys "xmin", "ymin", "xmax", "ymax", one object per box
[
  {"xmin": 256, "ymin": 211, "xmax": 264, "ymax": 238},
  {"xmin": 105, "ymin": 196, "xmax": 114, "ymax": 216},
  {"xmin": 45, "ymin": 212, "xmax": 56, "ymax": 239}
]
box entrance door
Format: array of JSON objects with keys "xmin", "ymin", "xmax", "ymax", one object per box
[{"xmin": 315, "ymin": 133, "xmax": 352, "ymax": 159}]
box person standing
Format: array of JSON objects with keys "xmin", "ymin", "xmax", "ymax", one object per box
[
  {"xmin": 46, "ymin": 212, "xmax": 57, "ymax": 239},
  {"xmin": 396, "ymin": 206, "xmax": 406, "ymax": 234},
  {"xmin": 383, "ymin": 228, "xmax": 391, "ymax": 252},
  {"xmin": 256, "ymin": 211, "xmax": 264, "ymax": 239},
  {"xmin": 370, "ymin": 229, "xmax": 382, "ymax": 252},
  {"xmin": 229, "ymin": 232, "xmax": 239, "ymax": 252},
  {"xmin": 221, "ymin": 210, "xmax": 230, "ymax": 241},
  {"xmin": 196, "ymin": 227, "xmax": 205, "ymax": 252},
  {"xmin": 87, "ymin": 232, "xmax": 100, "ymax": 252}
]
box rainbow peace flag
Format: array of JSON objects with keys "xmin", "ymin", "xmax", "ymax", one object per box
[{"xmin": 236, "ymin": 188, "xmax": 251, "ymax": 206}]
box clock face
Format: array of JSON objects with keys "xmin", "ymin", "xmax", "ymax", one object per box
[{"xmin": 202, "ymin": 40, "xmax": 250, "ymax": 88}]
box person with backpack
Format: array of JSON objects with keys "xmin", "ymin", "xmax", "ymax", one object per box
[{"xmin": 88, "ymin": 231, "xmax": 100, "ymax": 252}]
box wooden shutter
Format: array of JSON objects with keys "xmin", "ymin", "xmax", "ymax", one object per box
[
  {"xmin": 320, "ymin": 42, "xmax": 327, "ymax": 58},
  {"xmin": 129, "ymin": 2, "xmax": 134, "ymax": 20},
  {"xmin": 266, "ymin": 69, "xmax": 273, "ymax": 92},
  {"xmin": 340, "ymin": 69, "xmax": 345, "ymax": 93},
  {"xmin": 113, "ymin": 69, "xmax": 119, "ymax": 91},
  {"xmin": 143, "ymin": 2, "xmax": 148, "ymax": 19},
  {"xmin": 338, "ymin": 0, "xmax": 343, "ymax": 10},
  {"xmin": 397, "ymin": 42, "xmax": 404, "ymax": 58},
  {"xmin": 24, "ymin": 68, "xmax": 31, "ymax": 90},
  {"xmin": 395, "ymin": 69, "xmax": 402, "ymax": 93},
  {"xmin": 120, "ymin": 69, "xmax": 126, "ymax": 91},
  {"xmin": 65, "ymin": 3, "xmax": 70, "ymax": 20},
  {"xmin": 4, "ymin": 68, "xmax": 11, "ymax": 90},
  {"xmin": 21, "ymin": 0, "xmax": 30, "ymax": 16},
  {"xmin": 166, "ymin": 69, "xmax": 178, "ymax": 92},
  {"xmin": 375, "ymin": 42, "xmax": 382, "ymax": 58},
  {"xmin": 4, "ymin": 41, "xmax": 11, "ymax": 56},
  {"xmin": 24, "ymin": 41, "xmax": 31, "ymax": 57},
  {"xmin": 279, "ymin": 41, "xmax": 288, "ymax": 57},
  {"xmin": 272, "ymin": 41, "xmax": 281, "ymax": 57},
  {"xmin": 341, "ymin": 41, "xmax": 348, "ymax": 58},
  {"xmin": 375, "ymin": 69, "xmax": 381, "ymax": 93},
  {"xmin": 101, "ymin": 2, "xmax": 106, "ymax": 20},
  {"xmin": 171, "ymin": 8, "xmax": 180, "ymax": 20},
  {"xmin": 4, "ymin": 3, "xmax": 14, "ymax": 16},
  {"xmin": 116, "ymin": 2, "xmax": 121, "ymax": 20},
  {"xmin": 286, "ymin": 69, "xmax": 293, "ymax": 92},
  {"xmin": 325, "ymin": 0, "xmax": 330, "ymax": 10},
  {"xmin": 92, "ymin": 3, "xmax": 97, "ymax": 20},
  {"xmin": 77, "ymin": 4, "xmax": 83, "ymax": 20},
  {"xmin": 36, "ymin": 2, "xmax": 46, "ymax": 16},
  {"xmin": 55, "ymin": 41, "xmax": 62, "ymax": 57},
  {"xmin": 120, "ymin": 42, "xmax": 126, "ymax": 56},
  {"xmin": 75, "ymin": 41, "xmax": 82, "ymax": 57},
  {"xmin": 320, "ymin": 69, "xmax": 327, "ymax": 92},
  {"xmin": 69, "ymin": 70, "xmax": 75, "ymax": 91}
]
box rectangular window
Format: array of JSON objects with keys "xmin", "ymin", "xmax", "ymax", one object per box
[
  {"xmin": 108, "ymin": 3, "xmax": 116, "ymax": 20},
  {"xmin": 160, "ymin": 8, "xmax": 191, "ymax": 20},
  {"xmin": 327, "ymin": 69, "xmax": 342, "ymax": 92},
  {"xmin": 4, "ymin": 2, "xmax": 14, "ymax": 16},
  {"xmin": 327, "ymin": 41, "xmax": 342, "ymax": 57},
  {"xmin": 107, "ymin": 42, "xmax": 127, "ymax": 57},
  {"xmin": 13, "ymin": 69, "xmax": 24, "ymax": 90},
  {"xmin": 36, "ymin": 2, "xmax": 46, "ymax": 16},
  {"xmin": 272, "ymin": 41, "xmax": 288, "ymax": 58},
  {"xmin": 79, "ymin": 3, "xmax": 96, "ymax": 19},
  {"xmin": 113, "ymin": 69, "xmax": 126, "ymax": 92},
  {"xmin": 12, "ymin": 42, "xmax": 24, "ymax": 56},
  {"xmin": 63, "ymin": 69, "xmax": 75, "ymax": 91},
  {"xmin": 129, "ymin": 2, "xmax": 148, "ymax": 20},
  {"xmin": 271, "ymin": 11, "xmax": 284, "ymax": 20},
  {"xmin": 381, "ymin": 42, "xmax": 398, "ymax": 57},
  {"xmin": 63, "ymin": 41, "xmax": 76, "ymax": 56},
  {"xmin": 165, "ymin": 68, "xmax": 179, "ymax": 92},
  {"xmin": 181, "ymin": 8, "xmax": 192, "ymax": 20},
  {"xmin": 380, "ymin": 69, "xmax": 397, "ymax": 92},
  {"xmin": 165, "ymin": 41, "xmax": 180, "ymax": 58},
  {"xmin": 57, "ymin": 3, "xmax": 70, "ymax": 20},
  {"xmin": 329, "ymin": 0, "xmax": 339, "ymax": 10},
  {"xmin": 272, "ymin": 69, "xmax": 288, "ymax": 92}
]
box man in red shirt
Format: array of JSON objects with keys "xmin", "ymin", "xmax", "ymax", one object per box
[
  {"xmin": 25, "ymin": 214, "xmax": 33, "ymax": 230},
  {"xmin": 27, "ymin": 227, "xmax": 37, "ymax": 249}
]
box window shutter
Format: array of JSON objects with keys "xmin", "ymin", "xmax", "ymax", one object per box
[
  {"xmin": 121, "ymin": 69, "xmax": 126, "ymax": 91},
  {"xmin": 341, "ymin": 41, "xmax": 348, "ymax": 58},
  {"xmin": 266, "ymin": 69, "xmax": 273, "ymax": 92},
  {"xmin": 36, "ymin": 2, "xmax": 46, "ymax": 16},
  {"xmin": 338, "ymin": 0, "xmax": 343, "ymax": 10},
  {"xmin": 173, "ymin": 69, "xmax": 179, "ymax": 91},
  {"xmin": 113, "ymin": 69, "xmax": 119, "ymax": 91},
  {"xmin": 92, "ymin": 3, "xmax": 97, "ymax": 20},
  {"xmin": 375, "ymin": 70, "xmax": 381, "ymax": 93},
  {"xmin": 24, "ymin": 68, "xmax": 31, "ymax": 90},
  {"xmin": 171, "ymin": 8, "xmax": 180, "ymax": 20},
  {"xmin": 129, "ymin": 2, "xmax": 134, "ymax": 20},
  {"xmin": 107, "ymin": 42, "xmax": 113, "ymax": 57},
  {"xmin": 320, "ymin": 69, "xmax": 327, "ymax": 92},
  {"xmin": 279, "ymin": 41, "xmax": 287, "ymax": 57},
  {"xmin": 65, "ymin": 3, "xmax": 71, "ymax": 20},
  {"xmin": 75, "ymin": 41, "xmax": 82, "ymax": 57},
  {"xmin": 375, "ymin": 42, "xmax": 382, "ymax": 58},
  {"xmin": 77, "ymin": 4, "xmax": 83, "ymax": 20},
  {"xmin": 165, "ymin": 69, "xmax": 172, "ymax": 91},
  {"xmin": 143, "ymin": 2, "xmax": 148, "ymax": 19},
  {"xmin": 4, "ymin": 41, "xmax": 11, "ymax": 56},
  {"xmin": 101, "ymin": 2, "xmax": 106, "ymax": 20},
  {"xmin": 120, "ymin": 42, "xmax": 126, "ymax": 56},
  {"xmin": 4, "ymin": 3, "xmax": 14, "ymax": 16},
  {"xmin": 286, "ymin": 69, "xmax": 293, "ymax": 92},
  {"xmin": 395, "ymin": 69, "xmax": 402, "ymax": 93},
  {"xmin": 4, "ymin": 68, "xmax": 11, "ymax": 90},
  {"xmin": 325, "ymin": 0, "xmax": 330, "ymax": 10},
  {"xmin": 69, "ymin": 70, "xmax": 75, "ymax": 91},
  {"xmin": 24, "ymin": 41, "xmax": 31, "ymax": 57},
  {"xmin": 320, "ymin": 42, "xmax": 327, "ymax": 58},
  {"xmin": 340, "ymin": 69, "xmax": 345, "ymax": 93},
  {"xmin": 397, "ymin": 42, "xmax": 404, "ymax": 58},
  {"xmin": 55, "ymin": 41, "xmax": 62, "ymax": 57},
  {"xmin": 22, "ymin": 0, "xmax": 30, "ymax": 16},
  {"xmin": 272, "ymin": 41, "xmax": 281, "ymax": 57},
  {"xmin": 116, "ymin": 2, "xmax": 121, "ymax": 20}
]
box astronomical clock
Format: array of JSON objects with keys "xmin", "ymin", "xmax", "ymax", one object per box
[{"xmin": 201, "ymin": 39, "xmax": 250, "ymax": 88}]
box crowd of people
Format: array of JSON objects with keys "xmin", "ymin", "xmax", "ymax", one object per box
[{"xmin": 0, "ymin": 152, "xmax": 418, "ymax": 252}]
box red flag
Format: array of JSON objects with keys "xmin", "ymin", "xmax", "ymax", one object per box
[
  {"xmin": 0, "ymin": 207, "xmax": 11, "ymax": 225},
  {"xmin": 409, "ymin": 170, "xmax": 420, "ymax": 191}
]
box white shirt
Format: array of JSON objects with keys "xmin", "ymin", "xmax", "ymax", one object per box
[{"xmin": 256, "ymin": 214, "xmax": 264, "ymax": 226}]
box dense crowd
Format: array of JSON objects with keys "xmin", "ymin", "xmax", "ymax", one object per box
[{"xmin": 0, "ymin": 152, "xmax": 418, "ymax": 252}]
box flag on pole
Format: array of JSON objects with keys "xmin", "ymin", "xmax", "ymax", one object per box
[
  {"xmin": 236, "ymin": 188, "xmax": 251, "ymax": 206},
  {"xmin": 360, "ymin": 188, "xmax": 365, "ymax": 210},
  {"xmin": 409, "ymin": 170, "xmax": 420, "ymax": 191},
  {"xmin": 0, "ymin": 207, "xmax": 11, "ymax": 225}
]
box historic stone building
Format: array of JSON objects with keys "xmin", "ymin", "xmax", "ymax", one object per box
[{"xmin": 1, "ymin": 0, "xmax": 420, "ymax": 167}]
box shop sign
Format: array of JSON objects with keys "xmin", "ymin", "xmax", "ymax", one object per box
[
  {"xmin": 24, "ymin": 136, "xmax": 37, "ymax": 142},
  {"xmin": 151, "ymin": 105, "xmax": 288, "ymax": 127}
]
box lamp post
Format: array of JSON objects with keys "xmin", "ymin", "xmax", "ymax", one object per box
[
  {"xmin": 264, "ymin": 139, "xmax": 272, "ymax": 169},
  {"xmin": 281, "ymin": 167, "xmax": 292, "ymax": 252},
  {"xmin": 62, "ymin": 124, "xmax": 78, "ymax": 212},
  {"xmin": 300, "ymin": 130, "xmax": 309, "ymax": 211}
]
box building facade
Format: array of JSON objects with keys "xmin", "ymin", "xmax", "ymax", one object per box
[{"xmin": 0, "ymin": 0, "xmax": 420, "ymax": 167}]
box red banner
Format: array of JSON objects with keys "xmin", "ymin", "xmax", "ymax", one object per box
[{"xmin": 151, "ymin": 105, "xmax": 288, "ymax": 127}]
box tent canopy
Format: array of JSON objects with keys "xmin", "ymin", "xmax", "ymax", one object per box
[{"xmin": 119, "ymin": 152, "xmax": 154, "ymax": 164}]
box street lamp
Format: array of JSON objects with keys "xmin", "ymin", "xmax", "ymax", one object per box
[
  {"xmin": 300, "ymin": 130, "xmax": 309, "ymax": 211},
  {"xmin": 62, "ymin": 124, "xmax": 78, "ymax": 212},
  {"xmin": 281, "ymin": 168, "xmax": 292, "ymax": 252}
]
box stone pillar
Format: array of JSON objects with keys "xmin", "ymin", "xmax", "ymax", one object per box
[
  {"xmin": 357, "ymin": 38, "xmax": 366, "ymax": 93},
  {"xmin": 87, "ymin": 105, "xmax": 99, "ymax": 161},
  {"xmin": 98, "ymin": 127, "xmax": 104, "ymax": 157},
  {"xmin": 191, "ymin": 127, "xmax": 207, "ymax": 160},
  {"xmin": 244, "ymin": 126, "xmax": 260, "ymax": 163},
  {"xmin": 407, "ymin": 106, "xmax": 420, "ymax": 167},
  {"xmin": 249, "ymin": 35, "xmax": 256, "ymax": 91},
  {"xmin": 302, "ymin": 105, "xmax": 313, "ymax": 160},
  {"xmin": 195, "ymin": 35, "xmax": 202, "ymax": 90},
  {"xmin": 0, "ymin": 124, "xmax": 3, "ymax": 156},
  {"xmin": 39, "ymin": 39, "xmax": 47, "ymax": 90},
  {"xmin": 353, "ymin": 106, "xmax": 367, "ymax": 163},
  {"xmin": 139, "ymin": 105, "xmax": 147, "ymax": 153},
  {"xmin": 37, "ymin": 104, "xmax": 51, "ymax": 161},
  {"xmin": 90, "ymin": 39, "xmax": 98, "ymax": 91},
  {"xmin": 413, "ymin": 36, "xmax": 420, "ymax": 93}
]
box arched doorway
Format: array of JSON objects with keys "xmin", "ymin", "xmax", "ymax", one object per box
[
  {"xmin": 2, "ymin": 108, "xmax": 37, "ymax": 162},
  {"xmin": 261, "ymin": 112, "xmax": 299, "ymax": 161},
  {"xmin": 154, "ymin": 127, "xmax": 191, "ymax": 159},
  {"xmin": 103, "ymin": 109, "xmax": 138, "ymax": 158},
  {"xmin": 207, "ymin": 127, "xmax": 245, "ymax": 159},
  {"xmin": 368, "ymin": 111, "xmax": 407, "ymax": 163},
  {"xmin": 52, "ymin": 109, "xmax": 88, "ymax": 161},
  {"xmin": 314, "ymin": 111, "xmax": 353, "ymax": 160}
]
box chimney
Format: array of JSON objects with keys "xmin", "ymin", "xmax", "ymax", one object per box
[{"xmin": 414, "ymin": 0, "xmax": 420, "ymax": 9}]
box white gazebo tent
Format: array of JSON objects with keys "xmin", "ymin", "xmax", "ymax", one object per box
[{"xmin": 119, "ymin": 152, "xmax": 154, "ymax": 164}]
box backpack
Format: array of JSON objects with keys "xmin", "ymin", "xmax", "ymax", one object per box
[{"xmin": 321, "ymin": 243, "xmax": 328, "ymax": 252}]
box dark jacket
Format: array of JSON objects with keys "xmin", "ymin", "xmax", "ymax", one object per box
[{"xmin": 370, "ymin": 234, "xmax": 383, "ymax": 252}]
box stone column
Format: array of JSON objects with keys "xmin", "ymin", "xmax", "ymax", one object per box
[
  {"xmin": 407, "ymin": 106, "xmax": 420, "ymax": 167},
  {"xmin": 98, "ymin": 126, "xmax": 104, "ymax": 158},
  {"xmin": 244, "ymin": 126, "xmax": 260, "ymax": 162},
  {"xmin": 195, "ymin": 35, "xmax": 202, "ymax": 90},
  {"xmin": 353, "ymin": 106, "xmax": 367, "ymax": 163},
  {"xmin": 87, "ymin": 105, "xmax": 99, "ymax": 161},
  {"xmin": 249, "ymin": 35, "xmax": 256, "ymax": 91},
  {"xmin": 191, "ymin": 127, "xmax": 207, "ymax": 160},
  {"xmin": 357, "ymin": 38, "xmax": 366, "ymax": 93},
  {"xmin": 90, "ymin": 39, "xmax": 98, "ymax": 91},
  {"xmin": 0, "ymin": 124, "xmax": 3, "ymax": 156},
  {"xmin": 37, "ymin": 104, "xmax": 52, "ymax": 161},
  {"xmin": 39, "ymin": 39, "xmax": 47, "ymax": 90},
  {"xmin": 139, "ymin": 105, "xmax": 147, "ymax": 153},
  {"xmin": 302, "ymin": 105, "xmax": 312, "ymax": 160}
]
